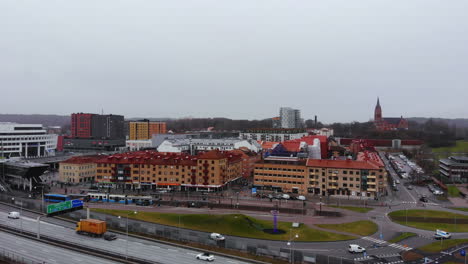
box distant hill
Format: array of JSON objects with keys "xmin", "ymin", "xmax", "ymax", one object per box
[
  {"xmin": 0, "ymin": 114, "xmax": 70, "ymax": 127},
  {"xmin": 408, "ymin": 118, "xmax": 468, "ymax": 128}
]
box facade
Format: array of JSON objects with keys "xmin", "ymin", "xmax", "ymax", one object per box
[
  {"xmin": 157, "ymin": 138, "xmax": 260, "ymax": 154},
  {"xmin": 254, "ymin": 157, "xmax": 387, "ymax": 197},
  {"xmin": 129, "ymin": 120, "xmax": 167, "ymax": 140},
  {"xmin": 240, "ymin": 128, "xmax": 308, "ymax": 142},
  {"xmin": 374, "ymin": 98, "xmax": 409, "ymax": 131},
  {"xmin": 65, "ymin": 113, "xmax": 125, "ymax": 151},
  {"xmin": 59, "ymin": 156, "xmax": 100, "ymax": 183},
  {"xmin": 0, "ymin": 123, "xmax": 57, "ymax": 158},
  {"xmin": 280, "ymin": 107, "xmax": 303, "ymax": 128},
  {"xmin": 231, "ymin": 148, "xmax": 262, "ymax": 178},
  {"xmin": 95, "ymin": 150, "xmax": 242, "ymax": 191},
  {"xmin": 126, "ymin": 140, "xmax": 153, "ymax": 151},
  {"xmin": 439, "ymin": 156, "xmax": 468, "ymax": 183}
]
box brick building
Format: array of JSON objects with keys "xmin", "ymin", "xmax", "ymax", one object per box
[
  {"xmin": 95, "ymin": 150, "xmax": 242, "ymax": 191},
  {"xmin": 374, "ymin": 98, "xmax": 409, "ymax": 131},
  {"xmin": 129, "ymin": 120, "xmax": 167, "ymax": 140},
  {"xmin": 59, "ymin": 156, "xmax": 102, "ymax": 183}
]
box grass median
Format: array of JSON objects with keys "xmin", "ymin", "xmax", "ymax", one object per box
[
  {"xmin": 447, "ymin": 185, "xmax": 462, "ymax": 198},
  {"xmin": 92, "ymin": 209, "xmax": 356, "ymax": 242},
  {"xmin": 418, "ymin": 239, "xmax": 468, "ymax": 253},
  {"xmin": 388, "ymin": 209, "xmax": 468, "ymax": 232},
  {"xmin": 327, "ymin": 205, "xmax": 374, "ymax": 213},
  {"xmin": 316, "ymin": 220, "xmax": 378, "ymax": 236},
  {"xmin": 387, "ymin": 232, "xmax": 417, "ymax": 243},
  {"xmin": 450, "ymin": 207, "xmax": 468, "ymax": 212}
]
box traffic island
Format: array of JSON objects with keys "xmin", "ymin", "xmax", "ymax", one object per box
[{"xmin": 388, "ymin": 209, "xmax": 468, "ymax": 232}]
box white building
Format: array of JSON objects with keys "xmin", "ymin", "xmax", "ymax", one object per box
[
  {"xmin": 157, "ymin": 138, "xmax": 261, "ymax": 154},
  {"xmin": 240, "ymin": 129, "xmax": 308, "ymax": 142},
  {"xmin": 0, "ymin": 123, "xmax": 57, "ymax": 158},
  {"xmin": 309, "ymin": 128, "xmax": 334, "ymax": 137},
  {"xmin": 280, "ymin": 107, "xmax": 303, "ymax": 128},
  {"xmin": 126, "ymin": 140, "xmax": 153, "ymax": 151}
]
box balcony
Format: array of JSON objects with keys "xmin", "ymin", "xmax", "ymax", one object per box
[{"xmin": 367, "ymin": 175, "xmax": 376, "ymax": 179}]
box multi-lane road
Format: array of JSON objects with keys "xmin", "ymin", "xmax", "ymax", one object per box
[{"xmin": 0, "ymin": 205, "xmax": 251, "ymax": 264}]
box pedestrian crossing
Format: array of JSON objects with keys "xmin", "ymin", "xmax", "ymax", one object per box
[
  {"xmin": 362, "ymin": 236, "xmax": 413, "ymax": 251},
  {"xmin": 354, "ymin": 254, "xmax": 403, "ymax": 262},
  {"xmin": 401, "ymin": 201, "xmax": 439, "ymax": 206}
]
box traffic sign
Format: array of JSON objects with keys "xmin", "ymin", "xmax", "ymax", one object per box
[
  {"xmin": 47, "ymin": 199, "xmax": 83, "ymax": 215},
  {"xmin": 461, "ymin": 249, "xmax": 466, "ymax": 256},
  {"xmin": 379, "ymin": 233, "xmax": 383, "ymax": 240},
  {"xmin": 252, "ymin": 188, "xmax": 257, "ymax": 194},
  {"xmin": 71, "ymin": 199, "xmax": 84, "ymax": 208}
]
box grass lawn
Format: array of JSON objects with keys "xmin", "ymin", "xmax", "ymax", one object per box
[
  {"xmin": 389, "ymin": 210, "xmax": 468, "ymax": 232},
  {"xmin": 447, "ymin": 185, "xmax": 462, "ymax": 197},
  {"xmin": 388, "ymin": 210, "xmax": 468, "ymax": 219},
  {"xmin": 450, "ymin": 207, "xmax": 468, "ymax": 212},
  {"xmin": 92, "ymin": 209, "xmax": 355, "ymax": 242},
  {"xmin": 418, "ymin": 239, "xmax": 468, "ymax": 253},
  {"xmin": 387, "ymin": 232, "xmax": 417, "ymax": 243},
  {"xmin": 328, "ymin": 205, "xmax": 374, "ymax": 213},
  {"xmin": 432, "ymin": 141, "xmax": 468, "ymax": 154},
  {"xmin": 316, "ymin": 220, "xmax": 378, "ymax": 236}
]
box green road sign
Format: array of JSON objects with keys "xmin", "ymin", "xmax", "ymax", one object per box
[{"xmin": 47, "ymin": 200, "xmax": 72, "ymax": 214}]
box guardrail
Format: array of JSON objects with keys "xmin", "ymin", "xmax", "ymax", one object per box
[
  {"xmin": 0, "ymin": 223, "xmax": 156, "ymax": 264},
  {"xmin": 0, "ymin": 245, "xmax": 45, "ymax": 264}
]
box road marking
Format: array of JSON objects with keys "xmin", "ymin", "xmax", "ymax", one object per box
[{"xmin": 167, "ymin": 248, "xmax": 178, "ymax": 252}]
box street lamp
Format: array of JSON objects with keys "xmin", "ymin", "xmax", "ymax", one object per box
[
  {"xmin": 34, "ymin": 186, "xmax": 45, "ymax": 213},
  {"xmin": 287, "ymin": 233, "xmax": 299, "ymax": 263},
  {"xmin": 118, "ymin": 211, "xmax": 137, "ymax": 260},
  {"xmin": 11, "ymin": 197, "xmax": 23, "ymax": 233}
]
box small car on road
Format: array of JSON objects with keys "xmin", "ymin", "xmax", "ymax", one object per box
[
  {"xmin": 196, "ymin": 253, "xmax": 215, "ymax": 261},
  {"xmin": 103, "ymin": 233, "xmax": 117, "ymax": 241},
  {"xmin": 419, "ymin": 196, "xmax": 428, "ymax": 203},
  {"xmin": 210, "ymin": 233, "xmax": 225, "ymax": 241}
]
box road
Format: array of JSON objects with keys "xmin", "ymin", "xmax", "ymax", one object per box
[
  {"xmin": 0, "ymin": 230, "xmax": 116, "ymax": 264},
  {"xmin": 0, "ymin": 206, "xmax": 251, "ymax": 264}
]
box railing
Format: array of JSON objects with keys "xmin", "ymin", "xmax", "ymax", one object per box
[{"xmin": 0, "ymin": 246, "xmax": 45, "ymax": 264}]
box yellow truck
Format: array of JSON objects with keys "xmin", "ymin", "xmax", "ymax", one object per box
[{"xmin": 76, "ymin": 219, "xmax": 107, "ymax": 237}]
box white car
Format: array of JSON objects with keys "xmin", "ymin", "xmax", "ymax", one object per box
[
  {"xmin": 281, "ymin": 194, "xmax": 290, "ymax": 200},
  {"xmin": 210, "ymin": 233, "xmax": 225, "ymax": 241},
  {"xmin": 297, "ymin": 195, "xmax": 306, "ymax": 201},
  {"xmin": 7, "ymin": 212, "xmax": 20, "ymax": 219},
  {"xmin": 348, "ymin": 244, "xmax": 366, "ymax": 253},
  {"xmin": 395, "ymin": 180, "xmax": 400, "ymax": 184},
  {"xmin": 196, "ymin": 253, "xmax": 215, "ymax": 261},
  {"xmin": 434, "ymin": 229, "xmax": 451, "ymax": 239}
]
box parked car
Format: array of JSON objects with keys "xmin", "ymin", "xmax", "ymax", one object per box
[
  {"xmin": 395, "ymin": 179, "xmax": 400, "ymax": 184},
  {"xmin": 297, "ymin": 195, "xmax": 306, "ymax": 201},
  {"xmin": 196, "ymin": 253, "xmax": 215, "ymax": 261},
  {"xmin": 7, "ymin": 212, "xmax": 20, "ymax": 219},
  {"xmin": 433, "ymin": 189, "xmax": 444, "ymax": 195},
  {"xmin": 210, "ymin": 233, "xmax": 225, "ymax": 241},
  {"xmin": 407, "ymin": 185, "xmax": 413, "ymax": 190},
  {"xmin": 281, "ymin": 194, "xmax": 290, "ymax": 200},
  {"xmin": 348, "ymin": 244, "xmax": 366, "ymax": 253},
  {"xmin": 434, "ymin": 229, "xmax": 451, "ymax": 239},
  {"xmin": 419, "ymin": 196, "xmax": 428, "ymax": 203}
]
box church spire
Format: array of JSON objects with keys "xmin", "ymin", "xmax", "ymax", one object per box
[
  {"xmin": 377, "ymin": 97, "xmax": 380, "ymax": 107},
  {"xmin": 374, "ymin": 97, "xmax": 382, "ymax": 121}
]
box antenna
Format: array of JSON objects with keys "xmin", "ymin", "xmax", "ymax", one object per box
[{"xmin": 101, "ymin": 108, "xmax": 104, "ymax": 115}]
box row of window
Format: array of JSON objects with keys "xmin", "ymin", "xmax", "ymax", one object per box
[
  {"xmin": 255, "ymin": 173, "xmax": 305, "ymax": 179},
  {"xmin": 255, "ymin": 167, "xmax": 305, "ymax": 172}
]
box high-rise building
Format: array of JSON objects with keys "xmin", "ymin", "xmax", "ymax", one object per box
[
  {"xmin": 0, "ymin": 123, "xmax": 57, "ymax": 158},
  {"xmin": 64, "ymin": 113, "xmax": 125, "ymax": 150},
  {"xmin": 129, "ymin": 120, "xmax": 167, "ymax": 140},
  {"xmin": 279, "ymin": 107, "xmax": 303, "ymax": 128}
]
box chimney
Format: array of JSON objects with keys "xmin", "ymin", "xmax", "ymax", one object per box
[{"xmin": 314, "ymin": 115, "xmax": 317, "ymax": 128}]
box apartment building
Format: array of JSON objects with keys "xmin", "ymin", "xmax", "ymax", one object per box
[
  {"xmin": 240, "ymin": 128, "xmax": 308, "ymax": 142},
  {"xmin": 95, "ymin": 150, "xmax": 242, "ymax": 191},
  {"xmin": 254, "ymin": 157, "xmax": 387, "ymax": 197},
  {"xmin": 129, "ymin": 120, "xmax": 167, "ymax": 140},
  {"xmin": 439, "ymin": 156, "xmax": 468, "ymax": 183},
  {"xmin": 59, "ymin": 156, "xmax": 101, "ymax": 183}
]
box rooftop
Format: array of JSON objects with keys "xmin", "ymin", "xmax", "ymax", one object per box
[{"xmin": 306, "ymin": 159, "xmax": 381, "ymax": 170}]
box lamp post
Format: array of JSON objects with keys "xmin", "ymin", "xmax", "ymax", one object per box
[
  {"xmin": 34, "ymin": 186, "xmax": 44, "ymax": 213},
  {"xmin": 287, "ymin": 233, "xmax": 299, "ymax": 263},
  {"xmin": 118, "ymin": 211, "xmax": 137, "ymax": 260},
  {"xmin": 11, "ymin": 197, "xmax": 22, "ymax": 233}
]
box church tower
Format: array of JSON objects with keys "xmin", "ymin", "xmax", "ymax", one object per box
[{"xmin": 374, "ymin": 97, "xmax": 382, "ymax": 121}]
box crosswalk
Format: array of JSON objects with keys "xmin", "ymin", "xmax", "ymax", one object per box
[
  {"xmin": 362, "ymin": 236, "xmax": 413, "ymax": 251},
  {"xmin": 354, "ymin": 254, "xmax": 403, "ymax": 262},
  {"xmin": 401, "ymin": 201, "xmax": 439, "ymax": 206}
]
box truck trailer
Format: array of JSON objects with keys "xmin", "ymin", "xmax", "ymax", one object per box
[{"xmin": 76, "ymin": 219, "xmax": 107, "ymax": 237}]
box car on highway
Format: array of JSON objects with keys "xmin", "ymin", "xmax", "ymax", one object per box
[
  {"xmin": 103, "ymin": 233, "xmax": 117, "ymax": 241},
  {"xmin": 196, "ymin": 253, "xmax": 215, "ymax": 261},
  {"xmin": 348, "ymin": 244, "xmax": 366, "ymax": 253},
  {"xmin": 7, "ymin": 211, "xmax": 20, "ymax": 219},
  {"xmin": 210, "ymin": 233, "xmax": 225, "ymax": 241}
]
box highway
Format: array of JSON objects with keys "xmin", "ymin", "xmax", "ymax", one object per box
[
  {"xmin": 0, "ymin": 208, "xmax": 251, "ymax": 264},
  {"xmin": 0, "ymin": 230, "xmax": 116, "ymax": 264}
]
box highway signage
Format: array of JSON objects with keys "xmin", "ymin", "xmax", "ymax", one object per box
[{"xmin": 47, "ymin": 199, "xmax": 84, "ymax": 216}]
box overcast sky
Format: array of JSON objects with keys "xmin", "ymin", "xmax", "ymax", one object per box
[{"xmin": 1, "ymin": 0, "xmax": 467, "ymax": 123}]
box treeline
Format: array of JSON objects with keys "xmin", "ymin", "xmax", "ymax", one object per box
[
  {"xmin": 166, "ymin": 118, "xmax": 273, "ymax": 132},
  {"xmin": 329, "ymin": 119, "xmax": 467, "ymax": 148}
]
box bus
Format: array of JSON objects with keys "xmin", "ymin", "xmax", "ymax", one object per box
[{"xmin": 43, "ymin": 193, "xmax": 89, "ymax": 203}]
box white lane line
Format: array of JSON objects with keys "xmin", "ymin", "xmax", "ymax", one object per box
[{"xmin": 167, "ymin": 248, "xmax": 178, "ymax": 252}]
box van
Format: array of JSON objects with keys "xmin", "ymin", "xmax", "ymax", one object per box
[
  {"xmin": 434, "ymin": 229, "xmax": 451, "ymax": 239},
  {"xmin": 348, "ymin": 244, "xmax": 366, "ymax": 253},
  {"xmin": 7, "ymin": 212, "xmax": 20, "ymax": 219}
]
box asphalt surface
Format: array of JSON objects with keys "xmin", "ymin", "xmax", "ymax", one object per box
[
  {"xmin": 0, "ymin": 230, "xmax": 116, "ymax": 264},
  {"xmin": 0, "ymin": 207, "xmax": 250, "ymax": 264}
]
